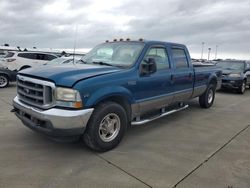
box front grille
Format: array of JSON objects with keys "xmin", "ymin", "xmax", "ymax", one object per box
[
  {"xmin": 17, "ymin": 75, "xmax": 55, "ymax": 109},
  {"xmin": 222, "ymin": 79, "xmax": 229, "ymax": 83}
]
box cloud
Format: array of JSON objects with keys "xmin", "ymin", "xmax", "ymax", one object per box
[{"xmin": 0, "ymin": 0, "xmax": 250, "ymax": 59}]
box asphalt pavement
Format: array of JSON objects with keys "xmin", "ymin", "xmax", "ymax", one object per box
[{"xmin": 0, "ymin": 83, "xmax": 250, "ymax": 188}]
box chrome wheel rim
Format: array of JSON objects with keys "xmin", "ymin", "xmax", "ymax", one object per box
[
  {"xmin": 241, "ymin": 82, "xmax": 246, "ymax": 93},
  {"xmin": 99, "ymin": 113, "xmax": 121, "ymax": 142},
  {"xmin": 208, "ymin": 89, "xmax": 214, "ymax": 104},
  {"xmin": 0, "ymin": 76, "xmax": 7, "ymax": 87}
]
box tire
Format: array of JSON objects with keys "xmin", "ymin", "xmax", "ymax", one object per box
[
  {"xmin": 83, "ymin": 101, "xmax": 128, "ymax": 152},
  {"xmin": 199, "ymin": 84, "xmax": 216, "ymax": 108},
  {"xmin": 238, "ymin": 80, "xmax": 246, "ymax": 94},
  {"xmin": 0, "ymin": 74, "xmax": 9, "ymax": 88}
]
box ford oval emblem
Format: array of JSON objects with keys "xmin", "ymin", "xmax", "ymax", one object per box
[{"xmin": 24, "ymin": 88, "xmax": 30, "ymax": 94}]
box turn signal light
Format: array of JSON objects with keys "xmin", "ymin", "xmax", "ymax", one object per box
[{"xmin": 73, "ymin": 101, "xmax": 83, "ymax": 109}]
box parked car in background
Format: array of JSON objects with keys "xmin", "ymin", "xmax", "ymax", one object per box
[
  {"xmin": 13, "ymin": 40, "xmax": 222, "ymax": 151},
  {"xmin": 0, "ymin": 51, "xmax": 8, "ymax": 59},
  {"xmin": 1, "ymin": 51, "xmax": 58, "ymax": 71},
  {"xmin": 216, "ymin": 60, "xmax": 250, "ymax": 94},
  {"xmin": 0, "ymin": 67, "xmax": 17, "ymax": 88}
]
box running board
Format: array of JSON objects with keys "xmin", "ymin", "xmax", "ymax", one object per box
[{"xmin": 131, "ymin": 105, "xmax": 189, "ymax": 126}]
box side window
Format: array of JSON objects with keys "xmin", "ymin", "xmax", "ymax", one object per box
[
  {"xmin": 35, "ymin": 54, "xmax": 45, "ymax": 60},
  {"xmin": 172, "ymin": 48, "xmax": 188, "ymax": 68},
  {"xmin": 18, "ymin": 53, "xmax": 36, "ymax": 59},
  {"xmin": 144, "ymin": 47, "xmax": 169, "ymax": 70},
  {"xmin": 44, "ymin": 54, "xmax": 57, "ymax": 61},
  {"xmin": 5, "ymin": 52, "xmax": 15, "ymax": 58}
]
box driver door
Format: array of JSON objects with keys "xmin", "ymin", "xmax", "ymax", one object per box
[{"xmin": 135, "ymin": 45, "xmax": 174, "ymax": 114}]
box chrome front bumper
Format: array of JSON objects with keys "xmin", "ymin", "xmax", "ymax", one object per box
[{"xmin": 13, "ymin": 96, "xmax": 94, "ymax": 137}]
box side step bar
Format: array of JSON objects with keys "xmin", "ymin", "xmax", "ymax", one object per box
[{"xmin": 131, "ymin": 105, "xmax": 189, "ymax": 126}]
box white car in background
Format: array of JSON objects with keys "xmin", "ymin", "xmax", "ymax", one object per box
[
  {"xmin": 1, "ymin": 51, "xmax": 58, "ymax": 71},
  {"xmin": 44, "ymin": 56, "xmax": 82, "ymax": 66}
]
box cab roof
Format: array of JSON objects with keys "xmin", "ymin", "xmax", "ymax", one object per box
[{"xmin": 104, "ymin": 39, "xmax": 186, "ymax": 48}]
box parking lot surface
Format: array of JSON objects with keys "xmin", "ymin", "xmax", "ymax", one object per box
[{"xmin": 0, "ymin": 84, "xmax": 250, "ymax": 188}]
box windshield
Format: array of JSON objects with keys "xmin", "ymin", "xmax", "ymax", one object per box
[
  {"xmin": 78, "ymin": 42, "xmax": 144, "ymax": 67},
  {"xmin": 217, "ymin": 61, "xmax": 245, "ymax": 71}
]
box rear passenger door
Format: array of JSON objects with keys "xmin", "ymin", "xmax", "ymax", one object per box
[
  {"xmin": 171, "ymin": 47, "xmax": 194, "ymax": 102},
  {"xmin": 17, "ymin": 53, "xmax": 37, "ymax": 67}
]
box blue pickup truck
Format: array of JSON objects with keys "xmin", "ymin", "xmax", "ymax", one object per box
[{"xmin": 12, "ymin": 40, "xmax": 222, "ymax": 151}]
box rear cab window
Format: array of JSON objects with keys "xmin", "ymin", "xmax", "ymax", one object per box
[{"xmin": 171, "ymin": 47, "xmax": 189, "ymax": 68}]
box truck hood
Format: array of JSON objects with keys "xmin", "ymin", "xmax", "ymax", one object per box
[{"xmin": 19, "ymin": 64, "xmax": 121, "ymax": 87}]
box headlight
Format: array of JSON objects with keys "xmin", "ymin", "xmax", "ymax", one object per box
[
  {"xmin": 229, "ymin": 73, "xmax": 241, "ymax": 78},
  {"xmin": 55, "ymin": 87, "xmax": 83, "ymax": 108}
]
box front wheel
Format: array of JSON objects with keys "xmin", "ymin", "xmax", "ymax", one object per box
[
  {"xmin": 238, "ymin": 81, "xmax": 246, "ymax": 94},
  {"xmin": 199, "ymin": 84, "xmax": 216, "ymax": 108},
  {"xmin": 83, "ymin": 102, "xmax": 128, "ymax": 151},
  {"xmin": 0, "ymin": 74, "xmax": 9, "ymax": 88}
]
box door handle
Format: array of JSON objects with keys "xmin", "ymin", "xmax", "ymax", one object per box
[
  {"xmin": 170, "ymin": 75, "xmax": 174, "ymax": 84},
  {"xmin": 171, "ymin": 74, "xmax": 174, "ymax": 81}
]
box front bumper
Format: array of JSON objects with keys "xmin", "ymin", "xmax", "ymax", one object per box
[
  {"xmin": 13, "ymin": 97, "xmax": 94, "ymax": 137},
  {"xmin": 221, "ymin": 79, "xmax": 243, "ymax": 89},
  {"xmin": 216, "ymin": 78, "xmax": 222, "ymax": 90}
]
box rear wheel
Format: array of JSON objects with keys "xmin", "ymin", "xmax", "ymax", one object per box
[
  {"xmin": 238, "ymin": 81, "xmax": 246, "ymax": 94},
  {"xmin": 83, "ymin": 101, "xmax": 128, "ymax": 151},
  {"xmin": 0, "ymin": 74, "xmax": 9, "ymax": 88},
  {"xmin": 199, "ymin": 84, "xmax": 216, "ymax": 108}
]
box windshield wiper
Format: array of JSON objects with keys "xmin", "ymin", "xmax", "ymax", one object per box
[
  {"xmin": 92, "ymin": 61, "xmax": 113, "ymax": 66},
  {"xmin": 78, "ymin": 59, "xmax": 88, "ymax": 64}
]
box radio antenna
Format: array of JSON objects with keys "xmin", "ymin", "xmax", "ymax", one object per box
[{"xmin": 73, "ymin": 25, "xmax": 78, "ymax": 65}]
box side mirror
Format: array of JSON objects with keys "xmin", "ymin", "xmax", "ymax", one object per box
[
  {"xmin": 141, "ymin": 58, "xmax": 157, "ymax": 76},
  {"xmin": 244, "ymin": 68, "xmax": 250, "ymax": 73}
]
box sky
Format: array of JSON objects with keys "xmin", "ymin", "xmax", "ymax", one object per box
[{"xmin": 1, "ymin": 0, "xmax": 250, "ymax": 59}]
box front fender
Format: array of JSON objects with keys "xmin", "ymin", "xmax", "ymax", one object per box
[
  {"xmin": 207, "ymin": 73, "xmax": 218, "ymax": 86},
  {"xmin": 84, "ymin": 86, "xmax": 135, "ymax": 107}
]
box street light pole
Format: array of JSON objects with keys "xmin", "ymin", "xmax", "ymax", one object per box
[
  {"xmin": 201, "ymin": 42, "xmax": 205, "ymax": 59},
  {"xmin": 215, "ymin": 45, "xmax": 218, "ymax": 59},
  {"xmin": 208, "ymin": 48, "xmax": 211, "ymax": 61}
]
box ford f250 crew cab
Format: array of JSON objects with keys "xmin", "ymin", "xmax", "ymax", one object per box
[{"xmin": 12, "ymin": 40, "xmax": 222, "ymax": 151}]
